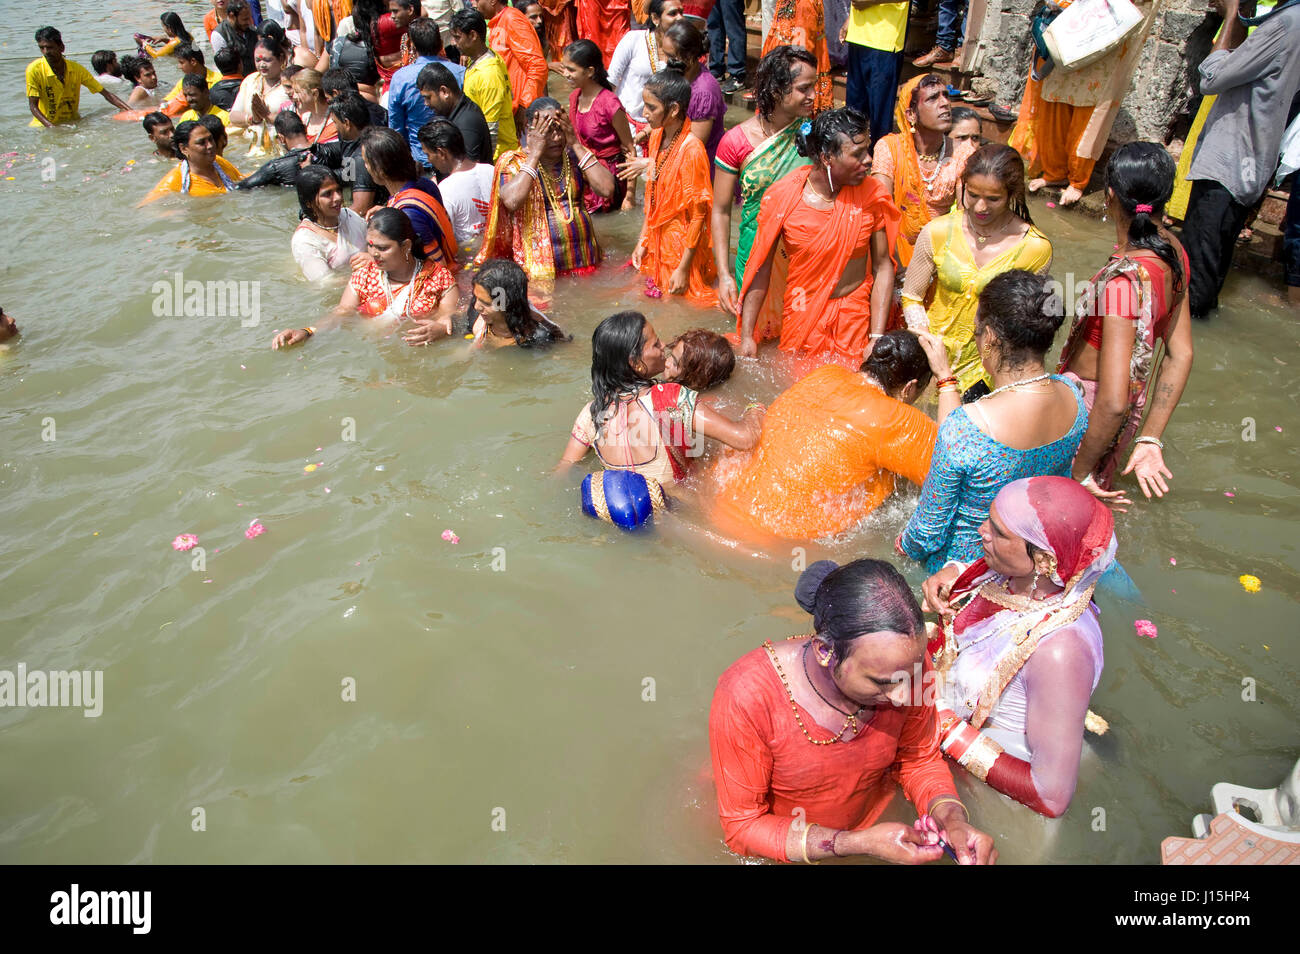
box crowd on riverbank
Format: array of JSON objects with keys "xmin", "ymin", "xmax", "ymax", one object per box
[{"xmin": 14, "ymin": 0, "xmax": 1299, "ymax": 865}]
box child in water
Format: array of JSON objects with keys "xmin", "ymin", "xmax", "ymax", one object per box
[{"xmin": 664, "ymin": 330, "xmax": 734, "ymax": 392}]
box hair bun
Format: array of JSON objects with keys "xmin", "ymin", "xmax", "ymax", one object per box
[{"xmin": 795, "ymin": 560, "xmax": 838, "ymax": 613}]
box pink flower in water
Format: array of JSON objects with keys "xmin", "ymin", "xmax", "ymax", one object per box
[
  {"xmin": 1224, "ymin": 491, "xmax": 1235, "ymax": 498},
  {"xmin": 441, "ymin": 529, "xmax": 459, "ymax": 544},
  {"xmin": 1169, "ymin": 558, "xmax": 1177, "ymax": 566},
  {"xmin": 245, "ymin": 520, "xmax": 267, "ymax": 539},
  {"xmin": 643, "ymin": 277, "xmax": 663, "ymax": 300},
  {"xmin": 1134, "ymin": 619, "xmax": 1158, "ymax": 639},
  {"xmin": 172, "ymin": 533, "xmax": 199, "ymax": 551}
]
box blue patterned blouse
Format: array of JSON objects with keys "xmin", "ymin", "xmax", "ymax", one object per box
[{"xmin": 900, "ymin": 375, "xmax": 1089, "ymax": 573}]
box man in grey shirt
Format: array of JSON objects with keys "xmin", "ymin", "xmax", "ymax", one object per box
[{"xmin": 1182, "ymin": 0, "xmax": 1300, "ymax": 319}]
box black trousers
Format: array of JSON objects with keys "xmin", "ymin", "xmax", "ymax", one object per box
[{"xmin": 1181, "ymin": 178, "xmax": 1252, "ymax": 319}]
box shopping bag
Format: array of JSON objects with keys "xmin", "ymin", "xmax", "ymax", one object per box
[{"xmin": 1042, "ymin": 0, "xmax": 1145, "ymax": 71}]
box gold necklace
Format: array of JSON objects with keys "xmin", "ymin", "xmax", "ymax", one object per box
[
  {"xmin": 645, "ymin": 126, "xmax": 685, "ymax": 211},
  {"xmin": 540, "ymin": 151, "xmax": 576, "ymax": 225},
  {"xmin": 763, "ymin": 640, "xmax": 860, "ymax": 745}
]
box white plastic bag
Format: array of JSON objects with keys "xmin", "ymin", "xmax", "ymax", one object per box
[
  {"xmin": 1043, "ymin": 0, "xmax": 1145, "ymax": 71},
  {"xmin": 1277, "ymin": 112, "xmax": 1300, "ymax": 187}
]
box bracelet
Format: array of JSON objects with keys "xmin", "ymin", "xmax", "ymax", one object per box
[
  {"xmin": 830, "ymin": 830, "xmax": 843, "ymax": 858},
  {"xmin": 869, "ymin": 333, "xmax": 883, "ymax": 339},
  {"xmin": 928, "ymin": 796, "xmax": 970, "ymax": 822},
  {"xmin": 934, "ymin": 376, "xmax": 958, "ymax": 390},
  {"xmin": 1079, "ymin": 473, "xmax": 1097, "ymax": 489},
  {"xmin": 578, "ymin": 151, "xmax": 597, "ymax": 171},
  {"xmin": 1133, "ymin": 435, "xmax": 1164, "ymax": 450},
  {"xmin": 520, "ymin": 165, "xmax": 540, "ymax": 181},
  {"xmin": 305, "ymin": 326, "xmax": 316, "ymax": 337},
  {"xmin": 799, "ymin": 823, "xmax": 820, "ymax": 864}
]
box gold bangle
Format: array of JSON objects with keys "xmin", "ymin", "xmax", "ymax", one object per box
[
  {"xmin": 928, "ymin": 796, "xmax": 969, "ymax": 821},
  {"xmin": 305, "ymin": 326, "xmax": 316, "ymax": 337},
  {"xmin": 799, "ymin": 823, "xmax": 820, "ymax": 864}
]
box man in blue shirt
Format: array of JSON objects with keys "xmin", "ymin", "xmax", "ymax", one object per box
[{"xmin": 388, "ymin": 17, "xmax": 466, "ymax": 171}]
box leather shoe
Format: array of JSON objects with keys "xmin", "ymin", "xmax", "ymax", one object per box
[{"xmin": 912, "ymin": 45, "xmax": 953, "ymax": 68}]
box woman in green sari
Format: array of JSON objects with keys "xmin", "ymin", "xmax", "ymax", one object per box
[{"xmin": 710, "ymin": 46, "xmax": 820, "ymax": 321}]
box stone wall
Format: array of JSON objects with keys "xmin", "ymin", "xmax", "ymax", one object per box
[{"xmin": 970, "ymin": 0, "xmax": 1222, "ymax": 144}]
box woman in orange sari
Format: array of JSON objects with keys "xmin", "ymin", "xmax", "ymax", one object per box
[
  {"xmin": 738, "ymin": 107, "xmax": 898, "ymax": 364},
  {"xmin": 872, "ymin": 74, "xmax": 976, "ymax": 268},
  {"xmin": 577, "ymin": 0, "xmax": 632, "ymax": 62},
  {"xmin": 536, "ymin": 0, "xmax": 577, "ymax": 60},
  {"xmin": 711, "ymin": 329, "xmax": 959, "ymax": 541},
  {"xmin": 623, "ymin": 72, "xmax": 717, "ymax": 306},
  {"xmin": 761, "ymin": 0, "xmax": 832, "ymax": 112}
]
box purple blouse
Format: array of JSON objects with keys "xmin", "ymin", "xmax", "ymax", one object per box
[{"xmin": 689, "ymin": 69, "xmax": 727, "ymax": 171}]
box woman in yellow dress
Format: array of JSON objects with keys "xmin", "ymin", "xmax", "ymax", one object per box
[
  {"xmin": 901, "ymin": 144, "xmax": 1052, "ymax": 401},
  {"xmin": 139, "ymin": 120, "xmax": 244, "ymax": 204}
]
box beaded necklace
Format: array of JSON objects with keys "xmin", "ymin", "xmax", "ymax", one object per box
[
  {"xmin": 763, "ymin": 640, "xmax": 865, "ymax": 745},
  {"xmin": 645, "ymin": 125, "xmax": 685, "ymax": 212}
]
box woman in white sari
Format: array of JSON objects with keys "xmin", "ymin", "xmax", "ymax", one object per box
[{"xmin": 228, "ymin": 36, "xmax": 294, "ymax": 157}]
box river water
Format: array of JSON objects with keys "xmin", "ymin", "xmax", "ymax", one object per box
[{"xmin": 1, "ymin": 1, "xmax": 1296, "ymax": 864}]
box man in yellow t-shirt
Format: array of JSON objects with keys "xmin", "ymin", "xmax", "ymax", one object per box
[
  {"xmin": 161, "ymin": 44, "xmax": 225, "ymax": 115},
  {"xmin": 840, "ymin": 0, "xmax": 909, "ymax": 146},
  {"xmin": 27, "ymin": 25, "xmax": 130, "ymax": 127},
  {"xmin": 450, "ymin": 8, "xmax": 519, "ymax": 158},
  {"xmin": 177, "ymin": 75, "xmax": 232, "ymax": 127}
]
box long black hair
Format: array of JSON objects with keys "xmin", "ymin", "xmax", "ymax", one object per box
[
  {"xmin": 162, "ymin": 11, "xmax": 193, "ymax": 44},
  {"xmin": 367, "ymin": 207, "xmax": 427, "ymax": 260},
  {"xmin": 563, "ymin": 39, "xmax": 613, "ymax": 92},
  {"xmin": 474, "ymin": 259, "xmax": 565, "ymax": 348},
  {"xmin": 1106, "ymin": 141, "xmax": 1184, "ymax": 294},
  {"xmin": 861, "ymin": 330, "xmax": 932, "ymax": 396},
  {"xmin": 754, "ymin": 45, "xmax": 817, "ymax": 121},
  {"xmin": 794, "ymin": 560, "xmax": 925, "ymax": 673},
  {"xmin": 962, "ymin": 142, "xmax": 1033, "ymax": 226},
  {"xmin": 588, "ymin": 311, "xmax": 656, "ymax": 421},
  {"xmin": 976, "ymin": 269, "xmax": 1065, "ymax": 366},
  {"xmin": 296, "ymin": 165, "xmax": 341, "ymax": 222}
]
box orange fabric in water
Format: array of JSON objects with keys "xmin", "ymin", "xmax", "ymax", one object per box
[
  {"xmin": 711, "ymin": 365, "xmax": 936, "ymax": 540},
  {"xmin": 640, "ymin": 128, "xmax": 718, "ymax": 307},
  {"xmin": 740, "ymin": 167, "xmax": 899, "ymax": 362}
]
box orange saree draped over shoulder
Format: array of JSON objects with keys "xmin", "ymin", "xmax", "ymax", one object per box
[
  {"xmin": 639, "ymin": 128, "xmax": 718, "ymax": 307},
  {"xmin": 761, "ymin": 0, "xmax": 833, "ymax": 113},
  {"xmin": 740, "ymin": 167, "xmax": 899, "ymax": 361}
]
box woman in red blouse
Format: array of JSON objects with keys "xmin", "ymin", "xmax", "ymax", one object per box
[{"xmin": 709, "ymin": 559, "xmax": 998, "ymax": 864}]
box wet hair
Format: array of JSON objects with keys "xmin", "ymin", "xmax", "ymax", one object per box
[
  {"xmin": 449, "ymin": 9, "xmax": 488, "ymax": 44},
  {"xmin": 34, "ymin": 27, "xmax": 62, "ymax": 46},
  {"xmin": 588, "ymin": 311, "xmax": 657, "ymax": 420},
  {"xmin": 172, "ymin": 119, "xmax": 204, "ymax": 151},
  {"xmin": 120, "ymin": 55, "xmax": 150, "ymax": 85},
  {"xmin": 296, "ymin": 164, "xmax": 342, "ymax": 222},
  {"xmin": 418, "ymin": 118, "xmax": 467, "ymax": 160},
  {"xmin": 416, "ymin": 62, "xmax": 460, "ymax": 93},
  {"xmin": 367, "ymin": 206, "xmax": 428, "ymax": 260},
  {"xmin": 907, "ymin": 73, "xmax": 945, "ymax": 112},
  {"xmin": 664, "ymin": 20, "xmax": 705, "ymax": 66},
  {"xmin": 328, "ymin": 91, "xmax": 371, "ymax": 130},
  {"xmin": 563, "ymin": 40, "xmax": 613, "ymax": 92},
  {"xmin": 794, "ymin": 560, "xmax": 925, "ymax": 671},
  {"xmin": 274, "ymin": 110, "xmax": 307, "ymax": 138},
  {"xmin": 162, "ymin": 11, "xmax": 193, "ymax": 44},
  {"xmin": 91, "ymin": 51, "xmax": 118, "ymax": 76},
  {"xmin": 795, "ymin": 106, "xmax": 870, "ymax": 163},
  {"xmin": 950, "ymin": 105, "xmax": 980, "ymax": 128},
  {"xmin": 666, "ymin": 330, "xmax": 734, "ymax": 391},
  {"xmin": 214, "ymin": 45, "xmax": 243, "ymax": 75},
  {"xmin": 1105, "ymin": 141, "xmax": 1185, "ymax": 294},
  {"xmin": 860, "ymin": 329, "xmax": 933, "ymax": 396},
  {"xmin": 142, "ymin": 111, "xmax": 172, "ymax": 135},
  {"xmin": 181, "ymin": 73, "xmax": 209, "ymax": 93},
  {"xmin": 754, "ymin": 45, "xmax": 817, "ymax": 121},
  {"xmin": 962, "ymin": 143, "xmax": 1033, "ymax": 226},
  {"xmin": 408, "ymin": 18, "xmax": 444, "ymax": 57},
  {"xmin": 199, "ymin": 113, "xmax": 227, "ymax": 150},
  {"xmin": 176, "ymin": 44, "xmax": 205, "ymax": 67},
  {"xmin": 644, "ymin": 70, "xmax": 692, "ymax": 121},
  {"xmin": 323, "ymin": 67, "xmax": 361, "ymax": 98},
  {"xmin": 474, "ymin": 259, "xmax": 564, "ymax": 347},
  {"xmin": 360, "ymin": 126, "xmax": 419, "ymax": 182},
  {"xmin": 975, "ymin": 269, "xmax": 1066, "ymax": 363}
]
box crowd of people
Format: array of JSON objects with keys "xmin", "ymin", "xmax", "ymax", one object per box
[{"xmin": 18, "ymin": 0, "xmax": 1300, "ymax": 864}]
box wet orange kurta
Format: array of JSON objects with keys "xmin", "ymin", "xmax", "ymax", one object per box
[
  {"xmin": 489, "ymin": 5, "xmax": 549, "ymax": 110},
  {"xmin": 712, "ymin": 364, "xmax": 936, "ymax": 540},
  {"xmin": 741, "ymin": 167, "xmax": 899, "ymax": 361},
  {"xmin": 576, "ymin": 0, "xmax": 632, "ymax": 62},
  {"xmin": 639, "ymin": 128, "xmax": 718, "ymax": 307}
]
